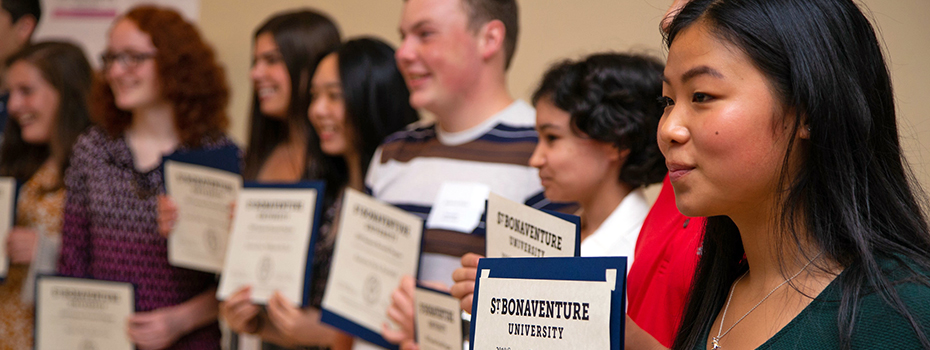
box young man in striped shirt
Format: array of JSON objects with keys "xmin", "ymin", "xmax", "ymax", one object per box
[{"xmin": 362, "ymin": 0, "xmax": 561, "ymax": 348}]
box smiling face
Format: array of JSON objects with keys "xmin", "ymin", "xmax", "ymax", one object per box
[
  {"xmin": 6, "ymin": 61, "xmax": 59, "ymax": 145},
  {"xmin": 529, "ymin": 98, "xmax": 622, "ymax": 205},
  {"xmin": 309, "ymin": 54, "xmax": 351, "ymax": 158},
  {"xmin": 250, "ymin": 33, "xmax": 292, "ymax": 119},
  {"xmin": 396, "ymin": 0, "xmax": 484, "ymax": 113},
  {"xmin": 658, "ymin": 21, "xmax": 799, "ymax": 219},
  {"xmin": 104, "ymin": 19, "xmax": 163, "ymax": 111}
]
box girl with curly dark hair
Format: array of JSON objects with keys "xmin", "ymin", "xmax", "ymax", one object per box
[
  {"xmin": 528, "ymin": 53, "xmax": 667, "ymax": 259},
  {"xmin": 448, "ymin": 52, "xmax": 668, "ymax": 350},
  {"xmin": 58, "ymin": 6, "xmax": 235, "ymax": 350}
]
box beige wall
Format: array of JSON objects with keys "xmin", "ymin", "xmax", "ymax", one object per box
[{"xmin": 199, "ymin": 0, "xmax": 930, "ymax": 195}]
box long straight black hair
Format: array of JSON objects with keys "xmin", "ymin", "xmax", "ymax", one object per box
[
  {"xmin": 306, "ymin": 37, "xmax": 418, "ymax": 207},
  {"xmin": 242, "ymin": 9, "xmax": 341, "ymax": 180},
  {"xmin": 666, "ymin": 0, "xmax": 930, "ymax": 349},
  {"xmin": 0, "ymin": 41, "xmax": 93, "ymax": 191}
]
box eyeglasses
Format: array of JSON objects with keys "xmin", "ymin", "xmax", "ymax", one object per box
[{"xmin": 100, "ymin": 51, "xmax": 156, "ymax": 70}]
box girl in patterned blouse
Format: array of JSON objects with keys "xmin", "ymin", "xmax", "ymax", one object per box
[
  {"xmin": 58, "ymin": 6, "xmax": 236, "ymax": 350},
  {"xmin": 0, "ymin": 40, "xmax": 93, "ymax": 350}
]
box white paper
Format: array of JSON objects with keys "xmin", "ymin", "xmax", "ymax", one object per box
[
  {"xmin": 217, "ymin": 187, "xmax": 317, "ymax": 305},
  {"xmin": 485, "ymin": 192, "xmax": 577, "ymax": 258},
  {"xmin": 472, "ymin": 269, "xmax": 615, "ymax": 350},
  {"xmin": 34, "ymin": 276, "xmax": 134, "ymax": 350},
  {"xmin": 322, "ymin": 189, "xmax": 423, "ymax": 333},
  {"xmin": 0, "ymin": 177, "xmax": 16, "ymax": 279},
  {"xmin": 425, "ymin": 182, "xmax": 490, "ymax": 233},
  {"xmin": 415, "ymin": 287, "xmax": 464, "ymax": 350},
  {"xmin": 164, "ymin": 160, "xmax": 242, "ymax": 273}
]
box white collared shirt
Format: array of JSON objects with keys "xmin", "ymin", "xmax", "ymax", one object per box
[{"xmin": 579, "ymin": 188, "xmax": 650, "ymax": 272}]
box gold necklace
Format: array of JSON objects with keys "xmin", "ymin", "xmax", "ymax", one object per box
[{"xmin": 711, "ymin": 251, "xmax": 823, "ymax": 349}]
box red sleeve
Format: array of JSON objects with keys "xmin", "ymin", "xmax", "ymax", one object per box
[{"xmin": 627, "ymin": 176, "xmax": 704, "ymax": 348}]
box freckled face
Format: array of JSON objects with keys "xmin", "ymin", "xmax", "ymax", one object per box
[
  {"xmin": 529, "ymin": 99, "xmax": 622, "ymax": 204},
  {"xmin": 657, "ymin": 21, "xmax": 797, "ymax": 218}
]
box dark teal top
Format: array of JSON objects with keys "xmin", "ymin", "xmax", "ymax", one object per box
[{"xmin": 695, "ymin": 258, "xmax": 930, "ymax": 349}]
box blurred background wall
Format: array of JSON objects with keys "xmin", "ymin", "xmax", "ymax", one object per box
[{"xmin": 74, "ymin": 0, "xmax": 930, "ymax": 199}]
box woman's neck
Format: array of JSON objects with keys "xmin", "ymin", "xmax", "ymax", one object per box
[
  {"xmin": 730, "ymin": 201, "xmax": 832, "ymax": 289},
  {"xmin": 126, "ymin": 102, "xmax": 179, "ymax": 171},
  {"xmin": 345, "ymin": 151, "xmax": 364, "ymax": 192},
  {"xmin": 579, "ymin": 180, "xmax": 633, "ymax": 241},
  {"xmin": 128, "ymin": 102, "xmax": 178, "ymax": 142}
]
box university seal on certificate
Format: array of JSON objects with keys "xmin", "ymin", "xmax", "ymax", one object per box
[
  {"xmin": 321, "ymin": 188, "xmax": 424, "ymax": 349},
  {"xmin": 164, "ymin": 159, "xmax": 241, "ymax": 273},
  {"xmin": 217, "ymin": 181, "xmax": 325, "ymax": 306}
]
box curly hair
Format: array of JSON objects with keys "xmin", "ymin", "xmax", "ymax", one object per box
[
  {"xmin": 532, "ymin": 53, "xmax": 667, "ymax": 188},
  {"xmin": 93, "ymin": 5, "xmax": 229, "ymax": 147}
]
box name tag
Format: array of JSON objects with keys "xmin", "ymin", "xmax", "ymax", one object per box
[{"xmin": 426, "ymin": 181, "xmax": 490, "ymax": 233}]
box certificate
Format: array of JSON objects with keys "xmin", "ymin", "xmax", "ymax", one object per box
[
  {"xmin": 34, "ymin": 275, "xmax": 135, "ymax": 350},
  {"xmin": 321, "ymin": 188, "xmax": 423, "ymax": 349},
  {"xmin": 217, "ymin": 181, "xmax": 325, "ymax": 306},
  {"xmin": 485, "ymin": 192, "xmax": 580, "ymax": 258},
  {"xmin": 164, "ymin": 158, "xmax": 241, "ymax": 273},
  {"xmin": 415, "ymin": 286, "xmax": 464, "ymax": 350},
  {"xmin": 469, "ymin": 257, "xmax": 626, "ymax": 350},
  {"xmin": 0, "ymin": 177, "xmax": 16, "ymax": 281}
]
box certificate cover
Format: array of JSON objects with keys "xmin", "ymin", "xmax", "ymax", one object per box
[
  {"xmin": 415, "ymin": 285, "xmax": 464, "ymax": 350},
  {"xmin": 163, "ymin": 147, "xmax": 243, "ymax": 273},
  {"xmin": 34, "ymin": 275, "xmax": 135, "ymax": 350},
  {"xmin": 0, "ymin": 177, "xmax": 17, "ymax": 282},
  {"xmin": 161, "ymin": 144, "xmax": 241, "ymax": 176},
  {"xmin": 321, "ymin": 189, "xmax": 425, "ymax": 350},
  {"xmin": 469, "ymin": 257, "xmax": 626, "ymax": 350},
  {"xmin": 485, "ymin": 192, "xmax": 581, "ymax": 258},
  {"xmin": 217, "ymin": 181, "xmax": 325, "ymax": 307}
]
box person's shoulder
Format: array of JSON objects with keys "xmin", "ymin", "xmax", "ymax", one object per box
[
  {"xmin": 201, "ymin": 132, "xmax": 241, "ymax": 151},
  {"xmin": 495, "ymin": 100, "xmax": 536, "ymax": 127},
  {"xmin": 852, "ymin": 256, "xmax": 930, "ymax": 347},
  {"xmin": 382, "ymin": 120, "xmax": 437, "ymax": 145},
  {"xmin": 72, "ymin": 126, "xmax": 109, "ymax": 153}
]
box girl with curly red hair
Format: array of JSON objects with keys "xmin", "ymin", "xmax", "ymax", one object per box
[{"xmin": 58, "ymin": 6, "xmax": 235, "ymax": 350}]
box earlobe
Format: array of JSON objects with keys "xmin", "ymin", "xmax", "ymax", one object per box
[
  {"xmin": 799, "ymin": 124, "xmax": 811, "ymax": 139},
  {"xmin": 608, "ymin": 146, "xmax": 630, "ymax": 163},
  {"xmin": 478, "ymin": 20, "xmax": 505, "ymax": 62}
]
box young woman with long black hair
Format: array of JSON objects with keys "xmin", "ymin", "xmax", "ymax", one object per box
[
  {"xmin": 220, "ymin": 37, "xmax": 418, "ymax": 350},
  {"xmin": 660, "ymin": 0, "xmax": 930, "ymax": 348}
]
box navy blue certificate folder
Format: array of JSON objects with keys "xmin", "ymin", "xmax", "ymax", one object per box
[
  {"xmin": 162, "ymin": 144, "xmax": 241, "ymax": 175},
  {"xmin": 468, "ymin": 256, "xmax": 627, "ymax": 350}
]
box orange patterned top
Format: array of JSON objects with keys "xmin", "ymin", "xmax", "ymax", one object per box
[{"xmin": 0, "ymin": 162, "xmax": 65, "ymax": 349}]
